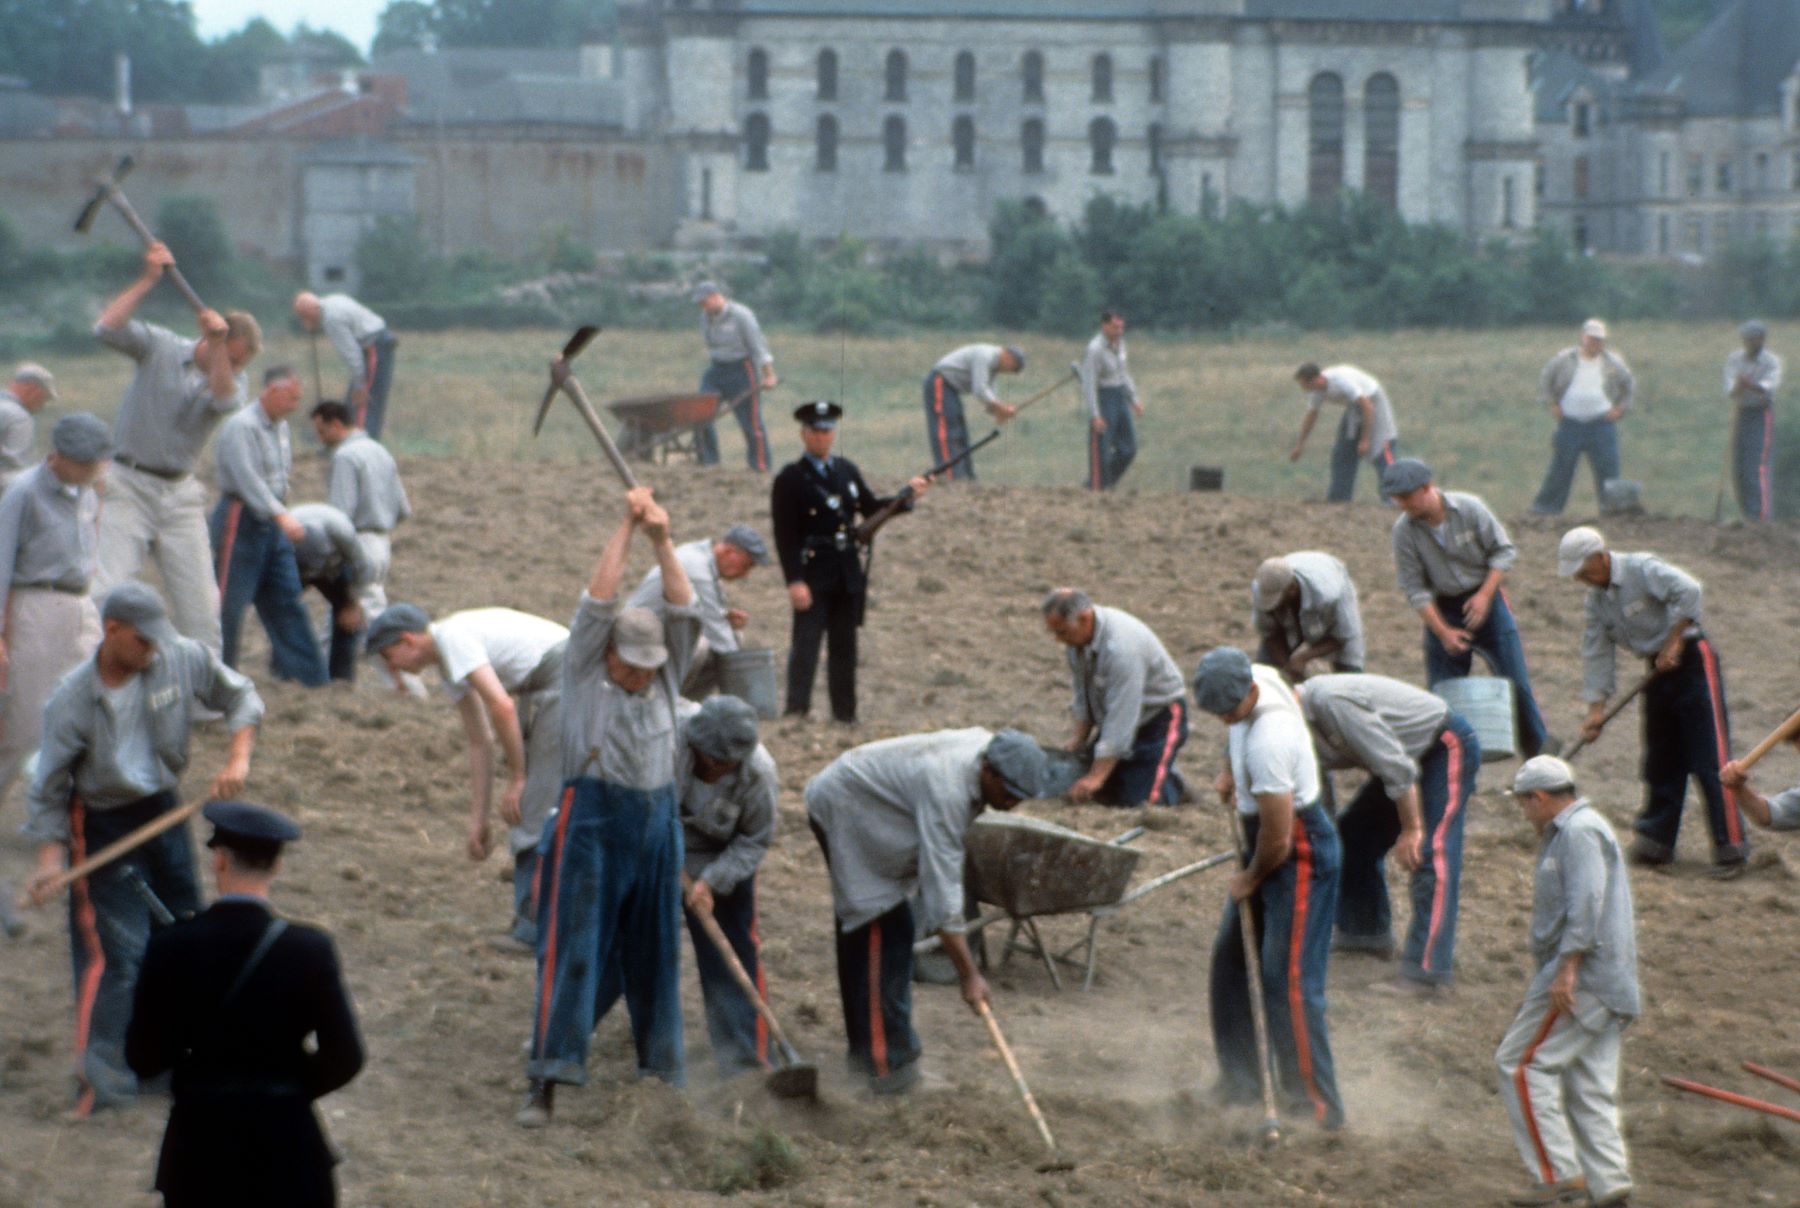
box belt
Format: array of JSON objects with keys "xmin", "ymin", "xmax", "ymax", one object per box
[
  {"xmin": 14, "ymin": 581, "xmax": 87, "ymax": 595},
  {"xmin": 114, "ymin": 455, "xmax": 187, "ymax": 481},
  {"xmin": 804, "ymin": 532, "xmax": 852, "ymax": 552},
  {"xmin": 355, "ymin": 527, "xmax": 390, "ymax": 536}
]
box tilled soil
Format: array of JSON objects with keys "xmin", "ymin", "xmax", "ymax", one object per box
[{"xmin": 2, "ymin": 457, "xmax": 1797, "ymax": 1207}]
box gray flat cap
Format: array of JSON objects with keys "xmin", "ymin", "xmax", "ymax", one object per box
[
  {"xmin": 1741, "ymin": 319, "xmax": 1768, "ymax": 339},
  {"xmin": 12, "ymin": 362, "xmax": 56, "ymax": 399},
  {"xmin": 612, "ymin": 606, "xmax": 668, "ymax": 670},
  {"xmin": 689, "ymin": 280, "xmax": 722, "ymax": 303},
  {"xmin": 1252, "ymin": 557, "xmax": 1295, "ymax": 611},
  {"xmin": 1003, "ymin": 345, "xmax": 1026, "ymax": 371},
  {"xmin": 688, "ymin": 694, "xmax": 760, "ymax": 764},
  {"xmin": 984, "ymin": 729, "xmax": 1048, "ymax": 800},
  {"xmin": 1510, "ymin": 755, "xmax": 1576, "ymax": 796},
  {"xmin": 51, "ymin": 413, "xmax": 111, "ymax": 462},
  {"xmin": 101, "ymin": 582, "xmax": 178, "ymax": 645},
  {"xmin": 722, "ymin": 524, "xmax": 771, "ymax": 566},
  {"xmin": 1380, "ymin": 457, "xmax": 1433, "ymax": 497},
  {"xmin": 1193, "ymin": 646, "xmax": 1254, "ymax": 715},
  {"xmin": 365, "ymin": 603, "xmax": 430, "ymax": 655}
]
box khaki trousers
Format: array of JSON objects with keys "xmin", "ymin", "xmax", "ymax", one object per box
[
  {"xmin": 1495, "ymin": 992, "xmax": 1633, "ymax": 1202},
  {"xmin": 0, "ymin": 589, "xmax": 100, "ymax": 809},
  {"xmin": 94, "ymin": 464, "xmax": 222, "ymax": 653}
]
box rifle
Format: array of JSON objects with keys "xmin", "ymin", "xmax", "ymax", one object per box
[{"xmin": 855, "ymin": 428, "xmax": 1002, "ymax": 545}]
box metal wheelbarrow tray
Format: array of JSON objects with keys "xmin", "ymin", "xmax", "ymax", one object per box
[
  {"xmin": 956, "ymin": 812, "xmax": 1233, "ymax": 992},
  {"xmin": 604, "ymin": 392, "xmax": 722, "ymax": 461}
]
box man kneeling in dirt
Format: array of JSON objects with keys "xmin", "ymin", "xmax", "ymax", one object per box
[{"xmin": 805, "ymin": 729, "xmax": 1047, "ymax": 1093}]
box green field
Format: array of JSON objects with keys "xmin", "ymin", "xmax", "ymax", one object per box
[{"xmin": 35, "ymin": 318, "xmax": 1783, "ymax": 518}]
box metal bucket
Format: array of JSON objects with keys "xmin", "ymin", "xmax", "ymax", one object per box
[
  {"xmin": 1431, "ymin": 676, "xmax": 1516, "ymax": 763},
  {"xmin": 717, "ymin": 648, "xmax": 779, "ymax": 719},
  {"xmin": 1600, "ymin": 478, "xmax": 1643, "ymax": 516},
  {"xmin": 1189, "ymin": 465, "xmax": 1225, "ymax": 492},
  {"xmin": 966, "ymin": 813, "xmax": 1141, "ymax": 917}
]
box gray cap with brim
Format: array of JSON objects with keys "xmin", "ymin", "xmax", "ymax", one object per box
[
  {"xmin": 101, "ymin": 582, "xmax": 178, "ymax": 646},
  {"xmin": 612, "ymin": 606, "xmax": 669, "ymax": 670},
  {"xmin": 1193, "ymin": 646, "xmax": 1254, "ymax": 715},
  {"xmin": 365, "ymin": 603, "xmax": 430, "ymax": 655},
  {"xmin": 51, "ymin": 413, "xmax": 112, "ymax": 462},
  {"xmin": 1380, "ymin": 457, "xmax": 1433, "ymax": 497},
  {"xmin": 1741, "ymin": 319, "xmax": 1768, "ymax": 339},
  {"xmin": 722, "ymin": 523, "xmax": 771, "ymax": 566},
  {"xmin": 688, "ymin": 694, "xmax": 760, "ymax": 763},
  {"xmin": 984, "ymin": 728, "xmax": 1048, "ymax": 800},
  {"xmin": 690, "ymin": 280, "xmax": 722, "ymax": 303}
]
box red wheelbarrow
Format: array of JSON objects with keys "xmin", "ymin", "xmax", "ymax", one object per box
[{"xmin": 604, "ymin": 392, "xmax": 721, "ymax": 462}]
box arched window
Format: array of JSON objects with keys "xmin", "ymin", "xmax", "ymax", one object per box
[
  {"xmin": 953, "ymin": 114, "xmax": 976, "ymax": 169},
  {"xmin": 883, "ymin": 114, "xmax": 907, "ymax": 171},
  {"xmin": 1364, "ymin": 73, "xmax": 1399, "ymax": 209},
  {"xmin": 744, "ymin": 112, "xmax": 770, "ymax": 172},
  {"xmin": 1307, "ymin": 72, "xmax": 1345, "ymax": 203},
  {"xmin": 1092, "ymin": 53, "xmax": 1113, "ymax": 103},
  {"xmin": 885, "ymin": 49, "xmax": 908, "ymax": 102},
  {"xmin": 1147, "ymin": 121, "xmax": 1163, "ymax": 175},
  {"xmin": 1022, "ymin": 118, "xmax": 1045, "ymax": 173},
  {"xmin": 1022, "ymin": 50, "xmax": 1044, "ymax": 103},
  {"xmin": 816, "ymin": 113, "xmax": 838, "ymax": 172},
  {"xmin": 747, "ymin": 48, "xmax": 769, "ymax": 101},
  {"xmin": 817, "ymin": 48, "xmax": 837, "ymax": 101},
  {"xmin": 1149, "ymin": 56, "xmax": 1164, "ymax": 103},
  {"xmin": 1089, "ymin": 116, "xmax": 1116, "ymax": 175},
  {"xmin": 954, "ymin": 51, "xmax": 976, "ymax": 102}
]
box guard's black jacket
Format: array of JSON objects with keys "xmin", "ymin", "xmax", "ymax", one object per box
[{"xmin": 771, "ymin": 454, "xmax": 898, "ymax": 600}]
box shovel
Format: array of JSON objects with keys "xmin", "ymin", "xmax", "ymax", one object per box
[
  {"xmin": 1562, "ymin": 668, "xmax": 1662, "ymax": 762},
  {"xmin": 977, "ymin": 999, "xmax": 1076, "ymax": 1172},
  {"xmin": 689, "ymin": 904, "xmax": 818, "ymax": 1101}
]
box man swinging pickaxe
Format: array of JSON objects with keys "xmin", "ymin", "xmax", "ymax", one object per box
[
  {"xmin": 73, "ymin": 155, "xmax": 208, "ymax": 313},
  {"xmin": 532, "ymin": 325, "xmax": 640, "ymax": 489}
]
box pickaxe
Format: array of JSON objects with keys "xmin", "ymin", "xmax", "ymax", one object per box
[
  {"xmin": 531, "ymin": 326, "xmax": 639, "ymax": 489},
  {"xmin": 73, "ymin": 154, "xmax": 207, "ymax": 313},
  {"xmin": 1004, "ymin": 362, "xmax": 1082, "ymax": 421}
]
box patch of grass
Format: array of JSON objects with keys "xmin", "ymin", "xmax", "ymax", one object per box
[{"xmin": 709, "ymin": 1124, "xmax": 804, "ymax": 1195}]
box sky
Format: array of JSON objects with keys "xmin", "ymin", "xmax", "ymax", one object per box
[{"xmin": 190, "ymin": 0, "xmax": 387, "ymax": 55}]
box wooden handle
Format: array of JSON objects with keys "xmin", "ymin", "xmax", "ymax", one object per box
[
  {"xmin": 1736, "ymin": 705, "xmax": 1800, "ymax": 774},
  {"xmin": 1563, "ymin": 668, "xmax": 1662, "ymax": 761},
  {"xmin": 1228, "ymin": 809, "xmax": 1283, "ymax": 1139},
  {"xmin": 108, "ymin": 190, "xmax": 207, "ymax": 313},
  {"xmin": 690, "ymin": 903, "xmax": 796, "ymax": 1059},
  {"xmin": 558, "ymin": 374, "xmax": 639, "ymax": 490},
  {"xmin": 1662, "ymin": 1074, "xmax": 1800, "ymax": 1124},
  {"xmin": 1743, "ymin": 1061, "xmax": 1800, "ymax": 1096},
  {"xmin": 1007, "ymin": 367, "xmax": 1080, "ymax": 419},
  {"xmin": 977, "ymin": 1000, "xmax": 1059, "ymax": 1156},
  {"xmin": 21, "ymin": 797, "xmax": 207, "ymax": 909}
]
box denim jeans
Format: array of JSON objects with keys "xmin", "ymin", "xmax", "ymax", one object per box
[
  {"xmin": 1638, "ymin": 638, "xmax": 1750, "ymax": 863},
  {"xmin": 923, "ymin": 371, "xmax": 977, "ymax": 481},
  {"xmin": 697, "ymin": 359, "xmax": 770, "ymax": 471},
  {"xmin": 210, "ymin": 499, "xmax": 328, "ymax": 686},
  {"xmin": 1326, "ymin": 409, "xmax": 1397, "ymax": 503},
  {"xmin": 1531, "ymin": 416, "xmax": 1621, "ymax": 514},
  {"xmin": 1088, "ymin": 386, "xmax": 1138, "ymax": 491},
  {"xmin": 1210, "ymin": 803, "xmax": 1344, "ymax": 1129},
  {"xmin": 683, "ymin": 876, "xmax": 771, "ymax": 1075},
  {"xmin": 1334, "ymin": 714, "xmax": 1480, "ymax": 984},
  {"xmin": 1733, "ymin": 405, "xmax": 1774, "ymax": 522},
  {"xmin": 1424, "ymin": 589, "xmax": 1550, "ymax": 757}
]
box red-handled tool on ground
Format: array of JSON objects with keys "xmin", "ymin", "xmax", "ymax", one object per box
[
  {"xmin": 688, "ymin": 903, "xmax": 818, "ymax": 1101},
  {"xmin": 1228, "ymin": 808, "xmax": 1283, "ymax": 1146},
  {"xmin": 73, "ymin": 155, "xmax": 207, "ymax": 313},
  {"xmin": 976, "ymin": 1000, "xmax": 1075, "ymax": 1172},
  {"xmin": 1744, "ymin": 1061, "xmax": 1800, "ymax": 1097},
  {"xmin": 1562, "ymin": 668, "xmax": 1663, "ymax": 762},
  {"xmin": 1662, "ymin": 1074, "xmax": 1800, "ymax": 1123}
]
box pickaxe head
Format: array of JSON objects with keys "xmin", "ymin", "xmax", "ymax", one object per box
[
  {"xmin": 532, "ymin": 325, "xmax": 602, "ymax": 436},
  {"xmin": 73, "ymin": 154, "xmax": 135, "ymax": 234}
]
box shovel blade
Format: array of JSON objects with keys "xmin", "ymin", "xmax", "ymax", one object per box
[{"xmin": 766, "ymin": 1062, "xmax": 818, "ymax": 1101}]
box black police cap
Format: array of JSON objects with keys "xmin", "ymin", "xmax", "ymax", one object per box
[
  {"xmin": 203, "ymin": 800, "xmax": 301, "ymax": 854},
  {"xmin": 794, "ymin": 400, "xmax": 843, "ymax": 429}
]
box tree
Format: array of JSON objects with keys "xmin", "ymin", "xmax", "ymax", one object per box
[
  {"xmin": 156, "ymin": 196, "xmax": 235, "ymax": 295},
  {"xmin": 373, "ymin": 1, "xmax": 437, "ymax": 56}
]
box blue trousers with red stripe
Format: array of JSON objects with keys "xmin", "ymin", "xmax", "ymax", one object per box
[
  {"xmin": 527, "ymin": 778, "xmax": 686, "ymax": 1087},
  {"xmin": 922, "ymin": 372, "xmax": 976, "ymax": 481},
  {"xmin": 1425, "ymin": 589, "xmax": 1550, "ymax": 759},
  {"xmin": 1326, "ymin": 409, "xmax": 1397, "ymax": 503},
  {"xmin": 683, "ymin": 877, "xmax": 770, "ymax": 1076},
  {"xmin": 1333, "ymin": 714, "xmax": 1480, "ymax": 985},
  {"xmin": 833, "ymin": 900, "xmax": 921, "ymax": 1086},
  {"xmin": 1210, "ymin": 803, "xmax": 1344, "ymax": 1130},
  {"xmin": 66, "ymin": 792, "xmax": 201, "ymax": 1113},
  {"xmin": 1638, "ymin": 638, "xmax": 1750, "ymax": 863},
  {"xmin": 697, "ymin": 359, "xmax": 770, "ymax": 471},
  {"xmin": 1095, "ymin": 702, "xmax": 1188, "ymax": 806},
  {"xmin": 358, "ymin": 330, "xmax": 398, "ymax": 439},
  {"xmin": 1088, "ymin": 386, "xmax": 1137, "ymax": 491},
  {"xmin": 209, "ymin": 499, "xmax": 328, "ymax": 686},
  {"xmin": 1733, "ymin": 404, "xmax": 1774, "ymax": 522}
]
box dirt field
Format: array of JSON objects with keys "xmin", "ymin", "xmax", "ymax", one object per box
[{"xmin": 2, "ymin": 451, "xmax": 1798, "ymax": 1207}]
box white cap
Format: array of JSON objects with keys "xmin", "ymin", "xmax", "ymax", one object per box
[
  {"xmin": 1557, "ymin": 526, "xmax": 1606, "ymax": 577},
  {"xmin": 1511, "ymin": 755, "xmax": 1576, "ymax": 796},
  {"xmin": 1581, "ymin": 318, "xmax": 1608, "ymax": 340}
]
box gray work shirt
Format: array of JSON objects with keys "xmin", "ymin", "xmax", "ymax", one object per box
[
  {"xmin": 675, "ymin": 698, "xmax": 778, "ymax": 894},
  {"xmin": 1299, "ymin": 673, "xmax": 1450, "ymax": 798},
  {"xmin": 1252, "ymin": 550, "xmax": 1365, "ymax": 670},
  {"xmin": 1765, "ymin": 786, "xmax": 1800, "ymax": 830},
  {"xmin": 319, "ymin": 294, "xmax": 388, "ymax": 390},
  {"xmin": 559, "ymin": 592, "xmax": 699, "ymax": 788},
  {"xmin": 629, "ymin": 539, "xmax": 737, "ymax": 655},
  {"xmin": 1724, "ymin": 348, "xmax": 1782, "ymax": 408},
  {"xmin": 805, "ymin": 727, "xmax": 992, "ymax": 935},
  {"xmin": 1580, "ymin": 552, "xmax": 1704, "ymax": 702},
  {"xmin": 1540, "ymin": 346, "xmax": 1634, "ymax": 413},
  {"xmin": 1307, "ymin": 364, "xmax": 1399, "ymax": 450},
  {"xmin": 214, "ymin": 400, "xmax": 291, "ymax": 521},
  {"xmin": 1080, "ymin": 332, "xmax": 1138, "ymax": 418},
  {"xmin": 1392, "ymin": 490, "xmax": 1516, "ymax": 610},
  {"xmin": 0, "ymin": 390, "xmax": 36, "ymax": 489},
  {"xmin": 289, "ymin": 503, "xmax": 375, "ymax": 589},
  {"xmin": 932, "ymin": 344, "xmax": 1006, "ymax": 404},
  {"xmin": 0, "ymin": 463, "xmax": 100, "ymax": 618},
  {"xmin": 95, "ymin": 319, "xmax": 245, "ymax": 474},
  {"xmin": 1067, "ymin": 605, "xmax": 1186, "ymax": 762},
  {"xmin": 702, "ymin": 300, "xmax": 773, "ymax": 366},
  {"xmin": 1529, "ymin": 798, "xmax": 1640, "ymax": 1022},
  {"xmin": 24, "ymin": 637, "xmax": 265, "ymax": 844},
  {"xmin": 326, "ymin": 430, "xmax": 411, "ymax": 533}
]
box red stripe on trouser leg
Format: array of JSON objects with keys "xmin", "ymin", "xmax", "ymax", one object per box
[
  {"xmin": 1287, "ymin": 824, "xmax": 1328, "ymax": 1124},
  {"xmin": 932, "ymin": 376, "xmax": 953, "ymax": 481},
  {"xmin": 215, "ymin": 499, "xmax": 243, "ymax": 595},
  {"xmin": 1090, "ymin": 426, "xmax": 1101, "ymax": 490},
  {"xmin": 1515, "ymin": 1007, "xmax": 1564, "ymax": 1184},
  {"xmin": 1696, "ymin": 639, "xmax": 1743, "ymax": 846},
  {"xmin": 750, "ymin": 907, "xmax": 770, "ymax": 1066},
  {"xmin": 1761, "ymin": 408, "xmax": 1773, "ymax": 519},
  {"xmin": 68, "ymin": 798, "xmax": 105, "ymax": 1118},
  {"xmin": 1422, "ymin": 731, "xmax": 1463, "ymax": 975},
  {"xmin": 533, "ymin": 787, "xmax": 576, "ymax": 1055},
  {"xmin": 360, "ymin": 346, "xmax": 377, "ymax": 428},
  {"xmin": 743, "ymin": 359, "xmax": 768, "ymax": 472},
  {"xmin": 867, "ymin": 924, "xmax": 889, "ymax": 1077},
  {"xmin": 1147, "ymin": 701, "xmax": 1183, "ymax": 803}
]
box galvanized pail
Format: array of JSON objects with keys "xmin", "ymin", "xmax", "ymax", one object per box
[
  {"xmin": 1431, "ymin": 676, "xmax": 1516, "ymax": 763},
  {"xmin": 717, "ymin": 648, "xmax": 779, "ymax": 719}
]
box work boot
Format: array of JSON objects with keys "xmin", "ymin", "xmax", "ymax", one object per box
[
  {"xmin": 1506, "ymin": 1177, "xmax": 1586, "ymax": 1206},
  {"xmin": 515, "ymin": 1078, "xmax": 554, "ymax": 1128},
  {"xmin": 1706, "ymin": 859, "xmax": 1746, "ymax": 882},
  {"xmin": 1627, "ymin": 835, "xmax": 1673, "ymax": 866}
]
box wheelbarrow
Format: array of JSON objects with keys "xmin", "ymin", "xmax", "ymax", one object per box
[
  {"xmin": 919, "ymin": 813, "xmax": 1233, "ymax": 992},
  {"xmin": 604, "ymin": 392, "xmax": 722, "ymax": 462}
]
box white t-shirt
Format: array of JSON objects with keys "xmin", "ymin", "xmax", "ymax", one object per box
[
  {"xmin": 431, "ymin": 608, "xmax": 569, "ymax": 701},
  {"xmin": 1561, "ymin": 354, "xmax": 1610, "ymax": 421},
  {"xmin": 1228, "ymin": 665, "xmax": 1322, "ymax": 817},
  {"xmin": 101, "ymin": 677, "xmax": 161, "ymax": 793}
]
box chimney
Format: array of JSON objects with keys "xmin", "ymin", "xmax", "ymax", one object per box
[{"xmin": 114, "ymin": 52, "xmax": 132, "ymax": 120}]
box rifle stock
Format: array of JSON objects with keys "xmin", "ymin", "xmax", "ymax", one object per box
[{"xmin": 855, "ymin": 429, "xmax": 1003, "ymax": 543}]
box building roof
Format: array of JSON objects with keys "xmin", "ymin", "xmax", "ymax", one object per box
[
  {"xmin": 373, "ymin": 47, "xmax": 622, "ymax": 128},
  {"xmin": 729, "ymin": 0, "xmax": 1525, "ymax": 19},
  {"xmin": 1640, "ymin": 0, "xmax": 1800, "ymax": 118}
]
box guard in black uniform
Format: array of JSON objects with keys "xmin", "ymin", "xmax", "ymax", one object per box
[
  {"xmin": 126, "ymin": 801, "xmax": 365, "ymax": 1208},
  {"xmin": 771, "ymin": 401, "xmax": 929, "ymax": 722}
]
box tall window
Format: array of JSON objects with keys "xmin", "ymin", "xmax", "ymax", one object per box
[
  {"xmin": 1149, "ymin": 56, "xmax": 1164, "ymax": 103},
  {"xmin": 1502, "ymin": 176, "xmax": 1516, "ymax": 229},
  {"xmin": 744, "ymin": 113, "xmax": 770, "ymax": 172},
  {"xmin": 883, "ymin": 114, "xmax": 907, "ymax": 171},
  {"xmin": 1574, "ymin": 155, "xmax": 1590, "ymax": 200},
  {"xmin": 1089, "ymin": 116, "xmax": 1116, "ymax": 175},
  {"xmin": 1307, "ymin": 72, "xmax": 1345, "ymax": 203},
  {"xmin": 816, "ymin": 48, "xmax": 837, "ymax": 100},
  {"xmin": 954, "ymin": 51, "xmax": 976, "ymax": 102},
  {"xmin": 1022, "ymin": 50, "xmax": 1044, "ymax": 103},
  {"xmin": 1572, "ymin": 100, "xmax": 1590, "ymax": 138},
  {"xmin": 953, "ymin": 115, "xmax": 976, "ymax": 169},
  {"xmin": 747, "ymin": 48, "xmax": 769, "ymax": 100},
  {"xmin": 885, "ymin": 49, "xmax": 908, "ymax": 101},
  {"xmin": 1363, "ymin": 72, "xmax": 1399, "ymax": 210},
  {"xmin": 1717, "ymin": 160, "xmax": 1733, "ymax": 193},
  {"xmin": 1022, "ymin": 118, "xmax": 1045, "ymax": 173},
  {"xmin": 1092, "ymin": 53, "xmax": 1113, "ymax": 103},
  {"xmin": 1147, "ymin": 122, "xmax": 1163, "ymax": 175},
  {"xmin": 815, "ymin": 114, "xmax": 838, "ymax": 171}
]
